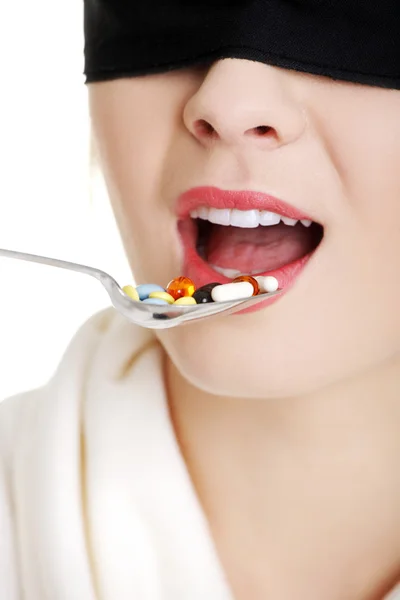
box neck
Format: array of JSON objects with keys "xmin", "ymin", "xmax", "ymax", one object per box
[{"xmin": 165, "ymin": 355, "xmax": 400, "ymax": 599}]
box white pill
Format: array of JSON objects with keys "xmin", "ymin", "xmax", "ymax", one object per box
[
  {"xmin": 211, "ymin": 281, "xmax": 254, "ymax": 302},
  {"xmin": 255, "ymin": 276, "xmax": 279, "ymax": 293}
]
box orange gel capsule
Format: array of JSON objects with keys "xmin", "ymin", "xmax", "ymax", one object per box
[
  {"xmin": 232, "ymin": 275, "xmax": 260, "ymax": 296},
  {"xmin": 166, "ymin": 276, "xmax": 196, "ymax": 300}
]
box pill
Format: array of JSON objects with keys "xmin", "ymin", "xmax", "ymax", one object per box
[
  {"xmin": 136, "ymin": 283, "xmax": 165, "ymax": 300},
  {"xmin": 232, "ymin": 275, "xmax": 259, "ymax": 295},
  {"xmin": 255, "ymin": 276, "xmax": 279, "ymax": 293},
  {"xmin": 153, "ymin": 313, "xmax": 170, "ymax": 320},
  {"xmin": 149, "ymin": 291, "xmax": 175, "ymax": 304},
  {"xmin": 142, "ymin": 298, "xmax": 170, "ymax": 306},
  {"xmin": 193, "ymin": 283, "xmax": 221, "ymax": 304},
  {"xmin": 174, "ymin": 296, "xmax": 197, "ymax": 305},
  {"xmin": 166, "ymin": 276, "xmax": 196, "ymax": 300},
  {"xmin": 211, "ymin": 281, "xmax": 254, "ymax": 302},
  {"xmin": 122, "ymin": 285, "xmax": 139, "ymax": 301}
]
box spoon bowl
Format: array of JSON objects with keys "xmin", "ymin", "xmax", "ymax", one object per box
[{"xmin": 0, "ymin": 248, "xmax": 281, "ymax": 329}]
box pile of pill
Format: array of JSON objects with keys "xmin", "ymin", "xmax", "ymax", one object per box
[{"xmin": 122, "ymin": 275, "xmax": 279, "ymax": 306}]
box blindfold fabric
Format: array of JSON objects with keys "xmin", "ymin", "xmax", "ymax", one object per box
[{"xmin": 84, "ymin": 0, "xmax": 400, "ymax": 89}]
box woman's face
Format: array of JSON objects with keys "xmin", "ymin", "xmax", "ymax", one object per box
[{"xmin": 89, "ymin": 59, "xmax": 400, "ymax": 398}]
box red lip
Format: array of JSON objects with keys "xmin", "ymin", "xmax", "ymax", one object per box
[
  {"xmin": 176, "ymin": 186, "xmax": 313, "ymax": 221},
  {"xmin": 176, "ymin": 186, "xmax": 318, "ymax": 315}
]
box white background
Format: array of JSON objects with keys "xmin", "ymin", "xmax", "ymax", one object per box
[{"xmin": 0, "ymin": 1, "xmax": 131, "ymax": 400}]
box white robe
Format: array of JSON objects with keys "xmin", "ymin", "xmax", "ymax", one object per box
[{"xmin": 0, "ymin": 309, "xmax": 399, "ymax": 600}]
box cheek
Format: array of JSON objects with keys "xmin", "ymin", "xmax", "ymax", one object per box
[
  {"xmin": 115, "ymin": 204, "xmax": 179, "ymax": 288},
  {"xmin": 90, "ymin": 84, "xmax": 187, "ymax": 284},
  {"xmin": 328, "ymin": 133, "xmax": 400, "ymax": 360}
]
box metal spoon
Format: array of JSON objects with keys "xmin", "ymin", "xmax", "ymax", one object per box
[{"xmin": 0, "ymin": 248, "xmax": 280, "ymax": 330}]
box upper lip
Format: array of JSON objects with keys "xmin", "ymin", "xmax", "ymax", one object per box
[{"xmin": 176, "ymin": 186, "xmax": 314, "ymax": 221}]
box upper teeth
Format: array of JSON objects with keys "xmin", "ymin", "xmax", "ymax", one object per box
[{"xmin": 190, "ymin": 207, "xmax": 312, "ymax": 228}]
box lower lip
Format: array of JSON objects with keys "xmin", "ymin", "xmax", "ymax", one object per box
[{"xmin": 178, "ymin": 219, "xmax": 314, "ymax": 315}]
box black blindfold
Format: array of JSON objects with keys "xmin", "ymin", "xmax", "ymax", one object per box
[{"xmin": 84, "ymin": 0, "xmax": 400, "ymax": 89}]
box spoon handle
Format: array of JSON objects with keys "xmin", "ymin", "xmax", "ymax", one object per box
[{"xmin": 0, "ymin": 248, "xmax": 121, "ymax": 294}]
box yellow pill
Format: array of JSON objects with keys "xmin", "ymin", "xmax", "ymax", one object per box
[
  {"xmin": 148, "ymin": 291, "xmax": 175, "ymax": 304},
  {"xmin": 122, "ymin": 285, "xmax": 139, "ymax": 301},
  {"xmin": 174, "ymin": 296, "xmax": 197, "ymax": 305}
]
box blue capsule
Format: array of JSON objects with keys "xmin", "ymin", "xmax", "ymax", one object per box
[
  {"xmin": 142, "ymin": 298, "xmax": 170, "ymax": 306},
  {"xmin": 136, "ymin": 283, "xmax": 165, "ymax": 300}
]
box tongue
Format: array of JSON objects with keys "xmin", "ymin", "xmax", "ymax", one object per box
[{"xmin": 207, "ymin": 222, "xmax": 315, "ymax": 273}]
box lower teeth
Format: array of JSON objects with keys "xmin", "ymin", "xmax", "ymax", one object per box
[{"xmin": 210, "ymin": 264, "xmax": 263, "ymax": 279}]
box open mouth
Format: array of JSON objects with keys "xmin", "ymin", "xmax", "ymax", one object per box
[{"xmin": 177, "ymin": 187, "xmax": 324, "ymax": 295}]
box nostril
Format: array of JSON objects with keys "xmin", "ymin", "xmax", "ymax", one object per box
[
  {"xmin": 194, "ymin": 119, "xmax": 218, "ymax": 139},
  {"xmin": 192, "ymin": 120, "xmax": 278, "ymax": 142},
  {"xmin": 255, "ymin": 125, "xmax": 272, "ymax": 136},
  {"xmin": 248, "ymin": 125, "xmax": 274, "ymax": 137}
]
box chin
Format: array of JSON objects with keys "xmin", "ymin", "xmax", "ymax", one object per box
[{"xmin": 156, "ymin": 311, "xmax": 335, "ymax": 400}]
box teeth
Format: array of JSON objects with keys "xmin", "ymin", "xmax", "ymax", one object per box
[
  {"xmin": 211, "ymin": 264, "xmax": 270, "ymax": 279},
  {"xmin": 259, "ymin": 211, "xmax": 281, "ymax": 226},
  {"xmin": 211, "ymin": 265, "xmax": 242, "ymax": 278},
  {"xmin": 197, "ymin": 207, "xmax": 209, "ymax": 220},
  {"xmin": 190, "ymin": 207, "xmax": 313, "ymax": 228},
  {"xmin": 281, "ymin": 216, "xmax": 298, "ymax": 226},
  {"xmin": 230, "ymin": 209, "xmax": 260, "ymax": 228},
  {"xmin": 208, "ymin": 208, "xmax": 231, "ymax": 226}
]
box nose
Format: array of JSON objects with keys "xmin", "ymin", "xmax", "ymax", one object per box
[{"xmin": 183, "ymin": 59, "xmax": 306, "ymax": 149}]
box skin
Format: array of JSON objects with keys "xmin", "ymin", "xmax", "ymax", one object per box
[{"xmin": 89, "ymin": 59, "xmax": 400, "ymax": 599}]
